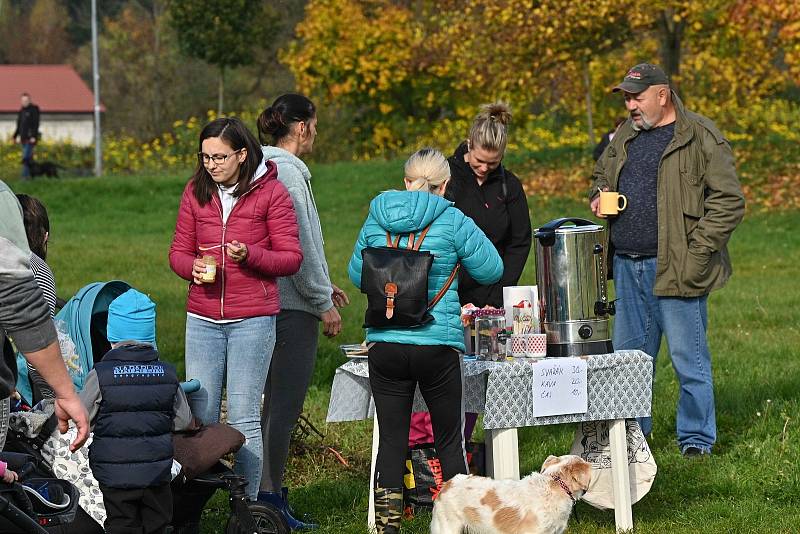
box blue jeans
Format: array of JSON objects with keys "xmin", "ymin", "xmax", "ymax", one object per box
[
  {"xmin": 612, "ymin": 254, "xmax": 716, "ymax": 453},
  {"xmin": 21, "ymin": 143, "xmax": 34, "ymax": 178},
  {"xmin": 185, "ymin": 314, "xmax": 276, "ymax": 499}
]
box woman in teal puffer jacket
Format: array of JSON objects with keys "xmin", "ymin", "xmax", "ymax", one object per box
[{"xmin": 348, "ymin": 148, "xmax": 503, "ymax": 533}]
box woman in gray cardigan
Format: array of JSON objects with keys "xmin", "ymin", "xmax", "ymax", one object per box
[{"xmin": 256, "ymin": 94, "xmax": 348, "ymax": 529}]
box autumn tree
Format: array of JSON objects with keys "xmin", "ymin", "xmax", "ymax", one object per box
[
  {"xmin": 429, "ymin": 1, "xmax": 631, "ymax": 143},
  {"xmin": 0, "ymin": 0, "xmax": 74, "ymax": 64},
  {"xmin": 284, "ymin": 0, "xmax": 798, "ymax": 156},
  {"xmin": 622, "ymin": 0, "xmax": 800, "ymax": 113},
  {"xmin": 284, "ymin": 0, "xmax": 631, "ymax": 149},
  {"xmin": 168, "ymin": 0, "xmax": 267, "ymax": 114},
  {"xmin": 78, "ymin": 2, "xmax": 216, "ymax": 138}
]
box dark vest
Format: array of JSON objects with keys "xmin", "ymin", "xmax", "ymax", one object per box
[{"xmin": 89, "ymin": 344, "xmax": 178, "ymax": 489}]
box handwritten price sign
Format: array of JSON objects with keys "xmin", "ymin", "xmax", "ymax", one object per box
[{"xmin": 532, "ymin": 357, "xmax": 588, "ymax": 417}]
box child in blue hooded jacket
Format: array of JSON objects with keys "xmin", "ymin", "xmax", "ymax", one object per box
[
  {"xmin": 348, "ymin": 148, "xmax": 503, "ymax": 533},
  {"xmin": 80, "ymin": 289, "xmax": 191, "ymax": 534}
]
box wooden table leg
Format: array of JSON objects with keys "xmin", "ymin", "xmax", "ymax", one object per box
[
  {"xmin": 368, "ymin": 411, "xmax": 379, "ymax": 533},
  {"xmin": 485, "ymin": 427, "xmax": 520, "ymax": 480},
  {"xmin": 608, "ymin": 418, "xmax": 633, "ymax": 532}
]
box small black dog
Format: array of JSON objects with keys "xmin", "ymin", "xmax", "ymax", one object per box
[{"xmin": 28, "ymin": 161, "xmax": 63, "ymax": 178}]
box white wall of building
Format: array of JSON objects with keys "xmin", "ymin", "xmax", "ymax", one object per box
[{"xmin": 0, "ymin": 113, "xmax": 95, "ymax": 146}]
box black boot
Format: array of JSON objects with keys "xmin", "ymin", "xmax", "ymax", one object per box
[
  {"xmin": 374, "ymin": 486, "xmax": 403, "ymax": 534},
  {"xmin": 257, "ymin": 490, "xmax": 318, "ymax": 530}
]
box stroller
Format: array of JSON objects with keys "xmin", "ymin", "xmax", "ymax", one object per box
[
  {"xmin": 7, "ymin": 281, "xmax": 289, "ymax": 534},
  {"xmin": 0, "ymin": 448, "xmax": 96, "ymax": 534},
  {"xmin": 0, "ymin": 395, "xmax": 96, "ymax": 534}
]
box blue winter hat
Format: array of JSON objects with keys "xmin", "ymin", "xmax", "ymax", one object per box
[{"xmin": 106, "ymin": 289, "xmax": 157, "ymax": 345}]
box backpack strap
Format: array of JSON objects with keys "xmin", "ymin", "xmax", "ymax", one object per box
[
  {"xmin": 411, "ymin": 225, "xmax": 432, "ymax": 251},
  {"xmin": 386, "ymin": 224, "xmax": 432, "ymax": 250},
  {"xmin": 427, "ymin": 263, "xmax": 460, "ymax": 310},
  {"xmin": 385, "ymin": 232, "xmax": 401, "ymax": 248}
]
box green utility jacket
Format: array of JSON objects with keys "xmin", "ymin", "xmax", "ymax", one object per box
[{"xmin": 591, "ymin": 92, "xmax": 745, "ymax": 297}]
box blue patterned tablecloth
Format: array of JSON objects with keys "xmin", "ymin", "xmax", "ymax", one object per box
[{"xmin": 326, "ymin": 350, "xmax": 652, "ymax": 429}]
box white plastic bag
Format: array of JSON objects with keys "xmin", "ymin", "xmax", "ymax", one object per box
[{"xmin": 570, "ymin": 419, "xmax": 657, "ymax": 509}]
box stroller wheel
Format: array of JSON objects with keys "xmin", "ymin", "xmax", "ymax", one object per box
[{"xmin": 225, "ymin": 501, "xmax": 289, "ymax": 534}]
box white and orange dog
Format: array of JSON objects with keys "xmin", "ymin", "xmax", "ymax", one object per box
[{"xmin": 430, "ymin": 454, "xmax": 592, "ymax": 534}]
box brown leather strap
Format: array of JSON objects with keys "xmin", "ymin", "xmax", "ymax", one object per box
[
  {"xmin": 386, "ymin": 224, "xmax": 433, "ymax": 251},
  {"xmin": 384, "ymin": 282, "xmax": 397, "ymax": 319},
  {"xmin": 428, "ymin": 263, "xmax": 460, "ymax": 310},
  {"xmin": 407, "ymin": 232, "xmax": 415, "ymax": 250},
  {"xmin": 412, "ymin": 225, "xmax": 432, "ymax": 251},
  {"xmin": 385, "ymin": 232, "xmax": 402, "ymax": 248}
]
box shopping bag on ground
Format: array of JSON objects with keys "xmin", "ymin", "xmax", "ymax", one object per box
[
  {"xmin": 570, "ymin": 419, "xmax": 657, "ymax": 509},
  {"xmin": 402, "ymin": 441, "xmax": 485, "ymax": 515},
  {"xmin": 403, "ymin": 445, "xmax": 443, "ymax": 512}
]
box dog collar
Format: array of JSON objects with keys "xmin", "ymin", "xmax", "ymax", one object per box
[{"xmin": 551, "ymin": 474, "xmax": 576, "ymax": 502}]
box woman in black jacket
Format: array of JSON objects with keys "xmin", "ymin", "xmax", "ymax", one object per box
[
  {"xmin": 406, "ymin": 103, "xmax": 533, "ymax": 452},
  {"xmin": 445, "ymin": 101, "xmax": 532, "ymax": 308}
]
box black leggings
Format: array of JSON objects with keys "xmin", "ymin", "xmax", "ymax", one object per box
[{"xmin": 368, "ymin": 342, "xmax": 467, "ymax": 489}]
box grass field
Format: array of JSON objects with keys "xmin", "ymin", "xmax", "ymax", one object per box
[{"xmin": 6, "ymin": 159, "xmax": 800, "ymax": 533}]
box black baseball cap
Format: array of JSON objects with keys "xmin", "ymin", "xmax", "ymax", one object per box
[{"xmin": 612, "ymin": 63, "xmax": 669, "ymax": 93}]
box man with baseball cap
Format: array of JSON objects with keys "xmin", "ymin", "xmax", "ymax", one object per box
[{"xmin": 589, "ymin": 63, "xmax": 745, "ymax": 457}]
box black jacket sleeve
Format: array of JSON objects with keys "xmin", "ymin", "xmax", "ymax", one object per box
[
  {"xmin": 31, "ymin": 106, "xmax": 40, "ymax": 139},
  {"xmin": 593, "ymin": 133, "xmax": 611, "ymax": 161},
  {"xmin": 487, "ymin": 173, "xmax": 532, "ymax": 305}
]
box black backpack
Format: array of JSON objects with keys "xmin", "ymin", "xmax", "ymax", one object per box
[{"xmin": 360, "ymin": 225, "xmax": 459, "ymax": 328}]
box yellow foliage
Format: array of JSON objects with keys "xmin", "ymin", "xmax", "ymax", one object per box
[{"xmin": 278, "ymin": 0, "xmax": 799, "ymax": 159}]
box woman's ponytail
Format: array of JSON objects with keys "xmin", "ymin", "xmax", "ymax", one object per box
[
  {"xmin": 404, "ymin": 148, "xmax": 450, "ymax": 194},
  {"xmin": 257, "ymin": 94, "xmax": 316, "ymax": 145}
]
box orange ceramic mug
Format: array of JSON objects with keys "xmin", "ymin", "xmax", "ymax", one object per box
[{"xmin": 599, "ymin": 191, "xmax": 628, "ymax": 216}]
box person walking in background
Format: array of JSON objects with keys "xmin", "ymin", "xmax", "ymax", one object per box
[
  {"xmin": 13, "ymin": 93, "xmax": 40, "ymax": 180},
  {"xmin": 348, "ymin": 148, "xmax": 503, "ymax": 533},
  {"xmin": 255, "ymin": 93, "xmax": 348, "ymax": 529},
  {"xmin": 590, "ymin": 63, "xmax": 745, "ymax": 457},
  {"xmin": 446, "ymin": 101, "xmax": 532, "ymax": 309},
  {"xmin": 169, "ymin": 117, "xmax": 302, "ymax": 499}
]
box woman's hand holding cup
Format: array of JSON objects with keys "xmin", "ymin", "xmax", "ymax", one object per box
[{"xmin": 192, "ymin": 258, "xmax": 209, "ymax": 285}]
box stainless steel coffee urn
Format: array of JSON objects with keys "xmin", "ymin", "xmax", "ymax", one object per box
[{"xmin": 534, "ymin": 218, "xmax": 614, "ymax": 357}]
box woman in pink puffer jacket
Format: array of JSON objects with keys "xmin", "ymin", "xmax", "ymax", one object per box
[{"xmin": 169, "ymin": 117, "xmax": 302, "ymax": 499}]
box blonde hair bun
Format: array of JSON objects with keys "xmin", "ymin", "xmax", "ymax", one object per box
[
  {"xmin": 478, "ymin": 102, "xmax": 512, "ymax": 126},
  {"xmin": 469, "ymin": 101, "xmax": 512, "ymax": 153}
]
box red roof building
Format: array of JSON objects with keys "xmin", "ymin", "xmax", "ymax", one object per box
[{"xmin": 0, "ymin": 65, "xmax": 102, "ymax": 146}]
